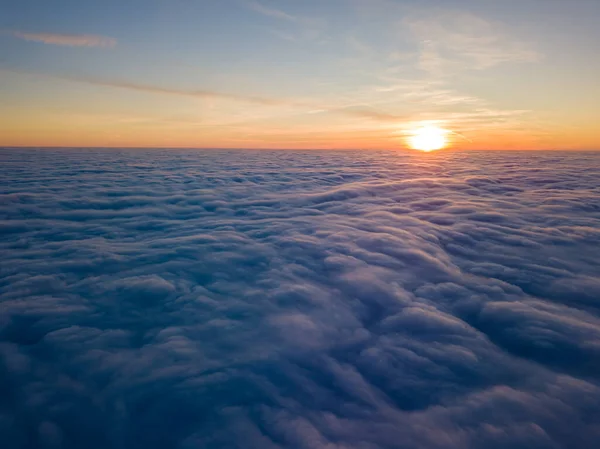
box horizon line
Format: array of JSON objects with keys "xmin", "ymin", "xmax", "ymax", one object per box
[{"xmin": 1, "ymin": 145, "xmax": 599, "ymax": 152}]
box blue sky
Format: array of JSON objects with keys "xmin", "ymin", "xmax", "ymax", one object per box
[{"xmin": 1, "ymin": 0, "xmax": 599, "ymax": 148}]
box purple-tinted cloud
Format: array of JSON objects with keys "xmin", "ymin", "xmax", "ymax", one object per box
[{"xmin": 1, "ymin": 148, "xmax": 599, "ymax": 448}]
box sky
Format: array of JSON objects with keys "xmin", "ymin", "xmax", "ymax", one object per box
[{"xmin": 0, "ymin": 0, "xmax": 599, "ymax": 150}]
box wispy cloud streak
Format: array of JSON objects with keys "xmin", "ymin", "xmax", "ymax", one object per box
[
  {"xmin": 71, "ymin": 77, "xmax": 284, "ymax": 105},
  {"xmin": 243, "ymin": 0, "xmax": 325, "ymax": 42},
  {"xmin": 1, "ymin": 68, "xmax": 407, "ymax": 124},
  {"xmin": 7, "ymin": 30, "xmax": 116, "ymax": 48},
  {"xmin": 243, "ymin": 0, "xmax": 299, "ymax": 23},
  {"xmin": 405, "ymin": 12, "xmax": 540, "ymax": 75}
]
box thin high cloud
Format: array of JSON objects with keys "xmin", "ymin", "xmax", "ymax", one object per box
[
  {"xmin": 1, "ymin": 5, "xmax": 545, "ymax": 144},
  {"xmin": 243, "ymin": 0, "xmax": 325, "ymax": 42},
  {"xmin": 405, "ymin": 12, "xmax": 540, "ymax": 75},
  {"xmin": 7, "ymin": 30, "xmax": 116, "ymax": 48},
  {"xmin": 74, "ymin": 77, "xmax": 283, "ymax": 106},
  {"xmin": 58, "ymin": 72, "xmax": 530, "ymax": 138},
  {"xmin": 332, "ymin": 5, "xmax": 545, "ymax": 141},
  {"xmin": 349, "ymin": 2, "xmax": 540, "ymax": 75},
  {"xmin": 243, "ymin": 0, "xmax": 299, "ymax": 23},
  {"xmin": 1, "ymin": 67, "xmax": 408, "ymax": 125},
  {"xmin": 67, "ymin": 75, "xmax": 405, "ymax": 121},
  {"xmin": 0, "ymin": 69, "xmax": 285, "ymax": 106}
]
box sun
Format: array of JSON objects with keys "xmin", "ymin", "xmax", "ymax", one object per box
[{"xmin": 407, "ymin": 125, "xmax": 449, "ymax": 152}]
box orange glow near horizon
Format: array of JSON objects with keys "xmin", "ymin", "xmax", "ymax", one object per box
[{"xmin": 1, "ymin": 104, "xmax": 599, "ymax": 151}]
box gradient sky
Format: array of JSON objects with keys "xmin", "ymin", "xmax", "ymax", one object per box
[{"xmin": 1, "ymin": 0, "xmax": 599, "ymax": 150}]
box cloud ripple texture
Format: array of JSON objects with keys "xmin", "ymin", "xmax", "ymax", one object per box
[{"xmin": 1, "ymin": 148, "xmax": 600, "ymax": 449}]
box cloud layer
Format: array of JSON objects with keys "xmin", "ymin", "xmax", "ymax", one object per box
[{"xmin": 1, "ymin": 148, "xmax": 600, "ymax": 448}]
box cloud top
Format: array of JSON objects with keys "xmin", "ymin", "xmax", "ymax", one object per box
[{"xmin": 1, "ymin": 148, "xmax": 600, "ymax": 448}]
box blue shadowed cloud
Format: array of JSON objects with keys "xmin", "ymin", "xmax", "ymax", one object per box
[{"xmin": 1, "ymin": 149, "xmax": 600, "ymax": 448}]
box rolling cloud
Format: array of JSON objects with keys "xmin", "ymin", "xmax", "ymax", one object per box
[{"xmin": 1, "ymin": 148, "xmax": 600, "ymax": 448}]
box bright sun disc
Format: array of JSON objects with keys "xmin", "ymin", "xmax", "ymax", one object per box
[{"xmin": 408, "ymin": 126, "xmax": 448, "ymax": 152}]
